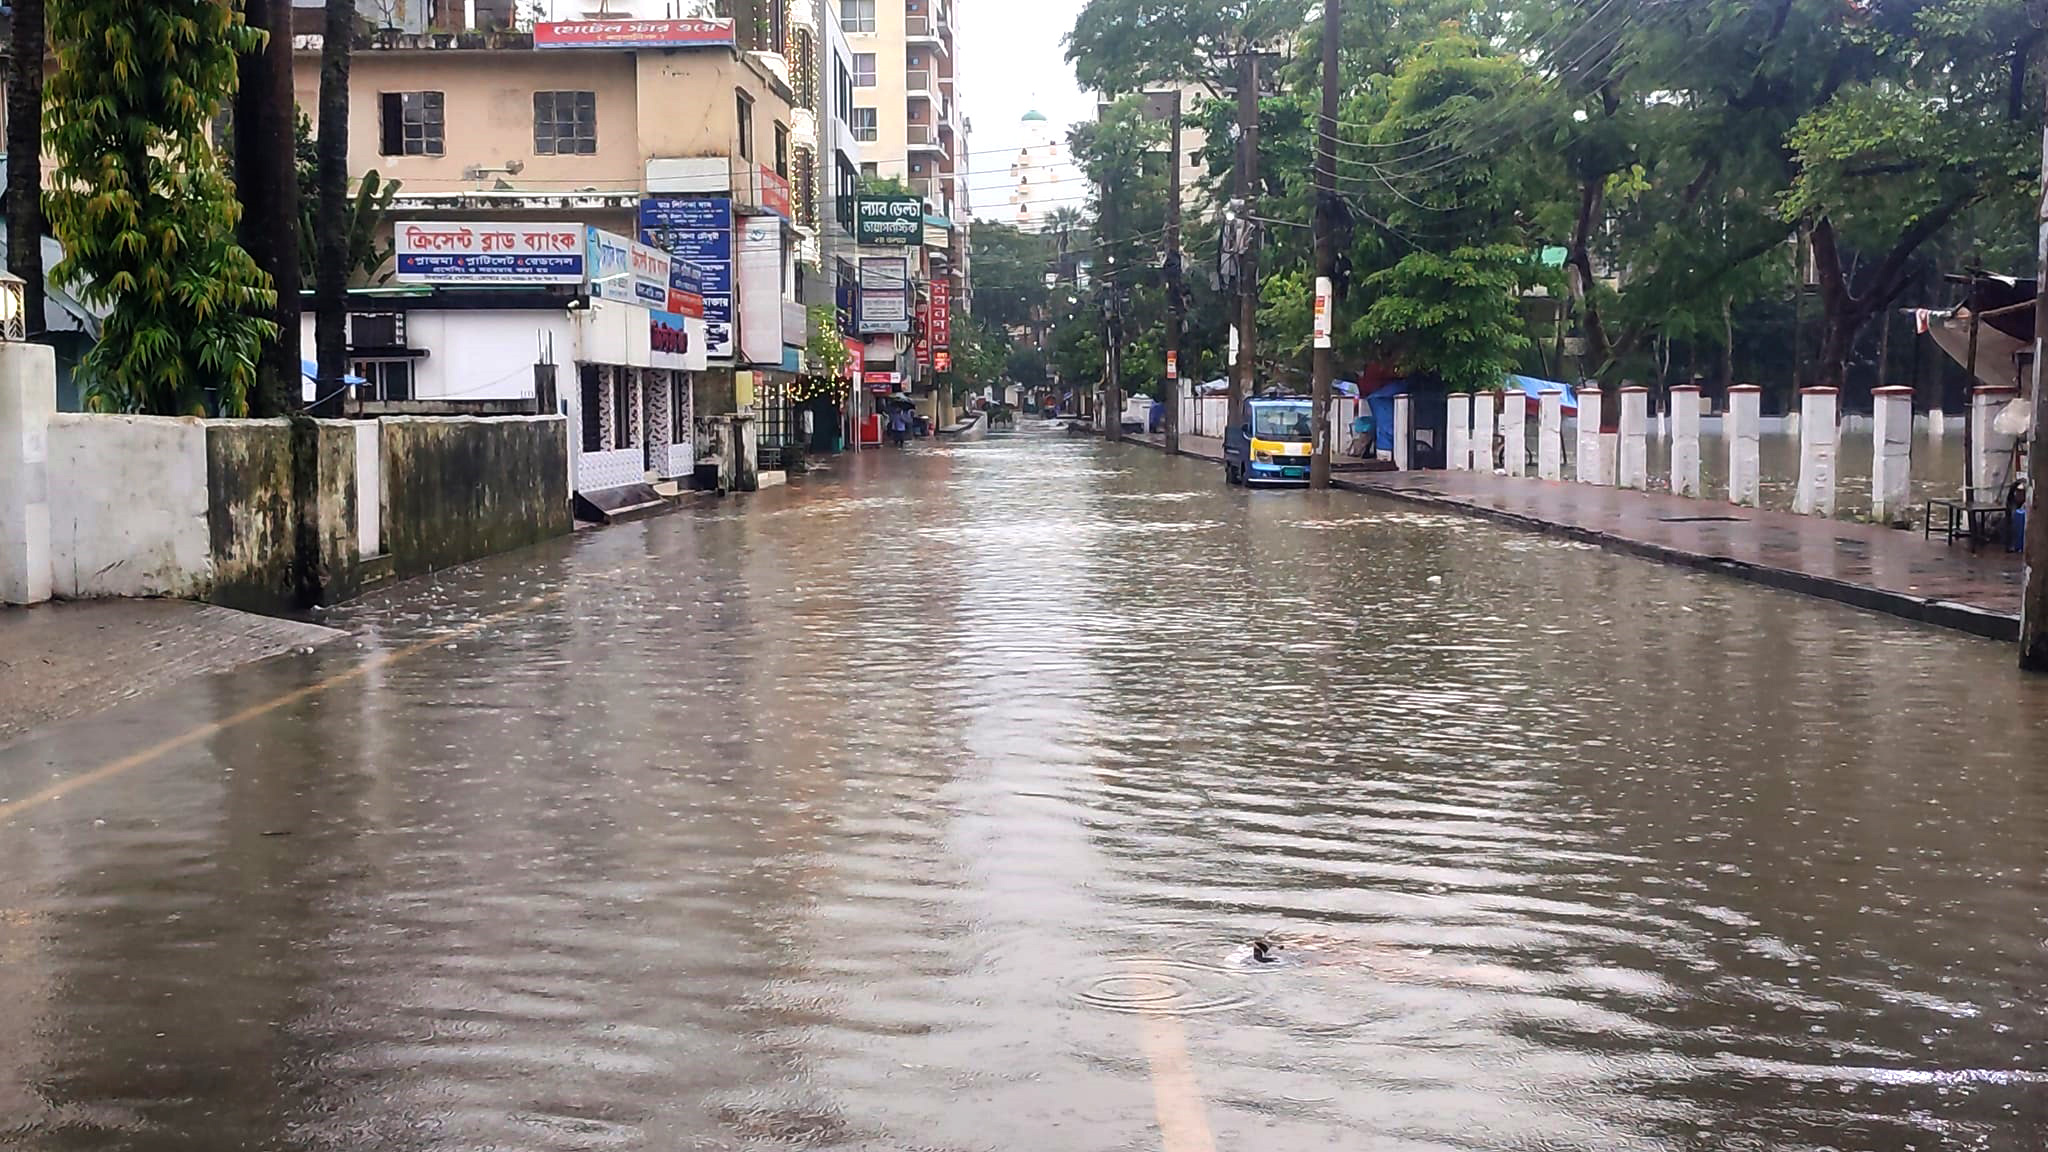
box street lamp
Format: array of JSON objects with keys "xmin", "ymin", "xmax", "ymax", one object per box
[{"xmin": 0, "ymin": 269, "xmax": 26, "ymax": 342}]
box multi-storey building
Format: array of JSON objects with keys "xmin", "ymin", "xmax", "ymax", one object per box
[
  {"xmin": 288, "ymin": 3, "xmax": 809, "ymax": 495},
  {"xmin": 837, "ymin": 0, "xmax": 970, "ymax": 426}
]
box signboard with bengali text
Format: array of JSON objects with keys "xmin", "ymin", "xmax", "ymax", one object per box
[
  {"xmin": 395, "ymin": 222, "xmax": 584, "ymax": 284},
  {"xmin": 535, "ymin": 19, "xmax": 734, "ymax": 49},
  {"xmin": 640, "ymin": 197, "xmax": 734, "ymax": 359},
  {"xmin": 855, "ymin": 196, "xmax": 924, "ymax": 247}
]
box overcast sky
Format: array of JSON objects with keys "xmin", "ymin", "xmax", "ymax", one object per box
[{"xmin": 956, "ymin": 0, "xmax": 1093, "ymax": 221}]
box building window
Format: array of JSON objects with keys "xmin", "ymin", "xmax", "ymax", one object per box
[
  {"xmin": 350, "ymin": 360, "xmax": 414, "ymax": 403},
  {"xmin": 672, "ymin": 375, "xmax": 690, "ymax": 443},
  {"xmin": 852, "ymin": 52, "xmax": 876, "ymax": 87},
  {"xmin": 736, "ymin": 89, "xmax": 755, "ymax": 160},
  {"xmin": 835, "ymin": 55, "xmax": 855, "ymax": 121},
  {"xmin": 835, "ymin": 157, "xmax": 859, "ymax": 231},
  {"xmin": 861, "ymin": 161, "xmax": 878, "ymax": 180},
  {"xmin": 841, "ymin": 0, "xmax": 875, "ymax": 33},
  {"xmin": 851, "ymin": 107, "xmax": 877, "ymax": 142},
  {"xmin": 379, "ymin": 91, "xmax": 444, "ymax": 156},
  {"xmin": 533, "ymin": 90, "xmax": 597, "ymax": 155},
  {"xmin": 611, "ymin": 370, "xmax": 635, "ymax": 448},
  {"xmin": 774, "ymin": 122, "xmax": 790, "ymax": 179},
  {"xmin": 580, "ymin": 366, "xmax": 602, "ymax": 452}
]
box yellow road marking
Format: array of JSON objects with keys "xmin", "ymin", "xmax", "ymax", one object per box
[
  {"xmin": 0, "ymin": 594, "xmax": 558, "ymax": 825},
  {"xmin": 1139, "ymin": 1011, "xmax": 1218, "ymax": 1152}
]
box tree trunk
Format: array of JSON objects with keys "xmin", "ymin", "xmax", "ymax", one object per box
[
  {"xmin": 235, "ymin": 0, "xmax": 303, "ymax": 416},
  {"xmin": 313, "ymin": 0, "xmax": 355, "ymax": 418},
  {"xmin": 6, "ymin": 0, "xmax": 47, "ymax": 338},
  {"xmin": 1565, "ymin": 175, "xmax": 1620, "ymax": 428}
]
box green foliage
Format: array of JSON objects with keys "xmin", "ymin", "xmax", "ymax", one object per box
[
  {"xmin": 942, "ymin": 313, "xmax": 1008, "ymax": 400},
  {"xmin": 295, "ymin": 112, "xmax": 401, "ymax": 285},
  {"xmin": 1355, "ymin": 244, "xmax": 1535, "ymax": 392},
  {"xmin": 805, "ymin": 305, "xmax": 852, "ymax": 379},
  {"xmin": 968, "ymin": 222, "xmax": 1056, "ymax": 334},
  {"xmin": 45, "ymin": 0, "xmax": 277, "ymax": 416},
  {"xmin": 860, "ymin": 174, "xmax": 916, "ymax": 196}
]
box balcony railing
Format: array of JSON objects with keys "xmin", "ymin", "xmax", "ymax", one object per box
[
  {"xmin": 906, "ymin": 69, "xmax": 933, "ymax": 97},
  {"xmin": 907, "ymin": 123, "xmax": 943, "ymax": 150}
]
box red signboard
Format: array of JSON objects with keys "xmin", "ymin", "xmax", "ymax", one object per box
[
  {"xmin": 759, "ymin": 166, "xmax": 794, "ymax": 220},
  {"xmin": 915, "ymin": 297, "xmax": 932, "ymax": 366},
  {"xmin": 863, "ymin": 369, "xmax": 900, "ymax": 388},
  {"xmin": 935, "ymin": 350, "xmax": 952, "ymax": 373},
  {"xmin": 844, "ymin": 338, "xmax": 865, "ymax": 382},
  {"xmin": 930, "ymin": 280, "xmax": 951, "ymax": 351},
  {"xmin": 535, "ymin": 18, "xmax": 735, "ymax": 49},
  {"xmin": 668, "ymin": 287, "xmax": 705, "ymax": 318}
]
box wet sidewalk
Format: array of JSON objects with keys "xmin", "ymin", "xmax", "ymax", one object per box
[
  {"xmin": 1128, "ymin": 430, "xmax": 2023, "ymax": 640},
  {"xmin": 0, "ymin": 600, "xmax": 345, "ymax": 747}
]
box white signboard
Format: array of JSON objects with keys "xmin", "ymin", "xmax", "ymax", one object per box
[
  {"xmin": 396, "ymin": 222, "xmax": 585, "ymax": 284},
  {"xmin": 587, "ymin": 227, "xmax": 672, "ymax": 309}
]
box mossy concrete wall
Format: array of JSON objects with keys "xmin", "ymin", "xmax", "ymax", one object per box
[
  {"xmin": 380, "ymin": 416, "xmax": 571, "ymax": 579},
  {"xmin": 204, "ymin": 420, "xmax": 360, "ymax": 613}
]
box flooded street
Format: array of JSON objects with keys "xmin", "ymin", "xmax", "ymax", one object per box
[{"xmin": 3, "ymin": 423, "xmax": 2046, "ymax": 1151}]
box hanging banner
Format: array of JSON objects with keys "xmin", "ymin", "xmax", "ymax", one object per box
[
  {"xmin": 395, "ymin": 222, "xmax": 584, "ymax": 284},
  {"xmin": 935, "ymin": 350, "xmax": 952, "ymax": 373},
  {"xmin": 640, "ymin": 197, "xmax": 733, "ymax": 359},
  {"xmin": 857, "ymin": 257, "xmax": 911, "ymax": 334},
  {"xmin": 843, "ymin": 338, "xmax": 865, "ymax": 381},
  {"xmin": 1313, "ymin": 275, "xmax": 1334, "ymax": 349}
]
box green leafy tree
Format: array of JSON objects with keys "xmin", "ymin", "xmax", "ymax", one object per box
[{"xmin": 45, "ymin": 0, "xmax": 276, "ymax": 416}]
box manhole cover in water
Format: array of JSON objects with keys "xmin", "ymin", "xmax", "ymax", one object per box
[{"xmin": 1070, "ymin": 958, "xmax": 1257, "ymax": 1016}]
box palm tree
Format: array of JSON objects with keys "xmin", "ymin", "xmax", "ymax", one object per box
[
  {"xmin": 6, "ymin": 0, "xmax": 46, "ymax": 338},
  {"xmin": 313, "ymin": 0, "xmax": 356, "ymax": 416}
]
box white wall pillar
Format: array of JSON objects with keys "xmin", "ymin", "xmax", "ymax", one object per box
[
  {"xmin": 1470, "ymin": 390, "xmax": 1496, "ymax": 472},
  {"xmin": 1392, "ymin": 393, "xmax": 1412, "ymax": 470},
  {"xmin": 1871, "ymin": 386, "xmax": 1913, "ymax": 525},
  {"xmin": 0, "ymin": 342, "xmax": 56, "ymax": 605},
  {"xmin": 1726, "ymin": 384, "xmax": 1762, "ymax": 506},
  {"xmin": 1575, "ymin": 389, "xmax": 1606, "ymax": 485},
  {"xmin": 1970, "ymin": 385, "xmax": 2021, "ymax": 498},
  {"xmin": 1793, "ymin": 386, "xmax": 1839, "ymax": 517},
  {"xmin": 1669, "ymin": 385, "xmax": 1702, "ymax": 498},
  {"xmin": 1499, "ymin": 393, "xmax": 1528, "ymax": 477},
  {"xmin": 1446, "ymin": 392, "xmax": 1471, "ymax": 471},
  {"xmin": 1537, "ymin": 390, "xmax": 1564, "ymax": 480},
  {"xmin": 1617, "ymin": 386, "xmax": 1649, "ymax": 490},
  {"xmin": 353, "ymin": 420, "xmax": 382, "ymax": 558},
  {"xmin": 1928, "ymin": 406, "xmax": 1946, "ymax": 438}
]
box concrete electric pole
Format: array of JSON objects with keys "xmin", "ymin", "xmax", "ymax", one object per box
[
  {"xmin": 1160, "ymin": 89, "xmax": 1185, "ymax": 456},
  {"xmin": 1309, "ymin": 0, "xmax": 1339, "ymax": 489},
  {"xmin": 2019, "ymin": 86, "xmax": 2048, "ymax": 672},
  {"xmin": 1230, "ymin": 50, "xmax": 1261, "ymax": 424}
]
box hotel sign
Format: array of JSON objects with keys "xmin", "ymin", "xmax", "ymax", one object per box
[{"xmin": 535, "ymin": 19, "xmax": 735, "ymax": 49}]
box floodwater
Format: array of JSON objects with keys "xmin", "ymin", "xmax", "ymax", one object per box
[{"xmin": 3, "ymin": 423, "xmax": 2046, "ymax": 1151}]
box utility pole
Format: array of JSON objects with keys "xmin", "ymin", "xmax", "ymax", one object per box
[
  {"xmin": 2019, "ymin": 89, "xmax": 2048, "ymax": 671},
  {"xmin": 1309, "ymin": 0, "xmax": 1338, "ymax": 489},
  {"xmin": 1161, "ymin": 89, "xmax": 1185, "ymax": 456},
  {"xmin": 1230, "ymin": 49, "xmax": 1261, "ymax": 423}
]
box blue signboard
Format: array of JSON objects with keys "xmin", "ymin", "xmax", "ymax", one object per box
[{"xmin": 639, "ymin": 197, "xmax": 734, "ymax": 360}]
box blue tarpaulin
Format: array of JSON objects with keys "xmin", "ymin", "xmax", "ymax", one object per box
[
  {"xmin": 1367, "ymin": 375, "xmax": 1576, "ymax": 453},
  {"xmin": 1508, "ymin": 374, "xmax": 1578, "ymax": 412}
]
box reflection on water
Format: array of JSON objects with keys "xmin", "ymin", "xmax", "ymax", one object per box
[
  {"xmin": 1, "ymin": 422, "xmax": 2044, "ymax": 1151},
  {"xmin": 1647, "ymin": 428, "xmax": 1968, "ymax": 519}
]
